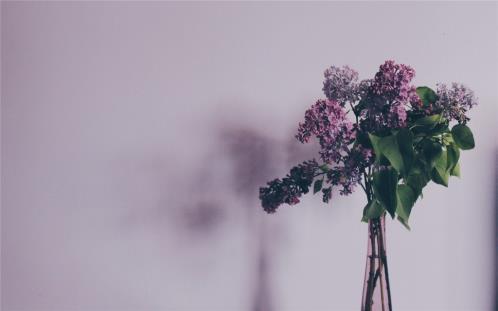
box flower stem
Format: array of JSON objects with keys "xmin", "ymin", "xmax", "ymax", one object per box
[
  {"xmin": 363, "ymin": 216, "xmax": 392, "ymax": 311},
  {"xmin": 378, "ymin": 219, "xmax": 393, "ymax": 310},
  {"xmin": 364, "ymin": 220, "xmax": 377, "ymax": 311}
]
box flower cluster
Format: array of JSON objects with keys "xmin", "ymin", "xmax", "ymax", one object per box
[
  {"xmin": 323, "ymin": 66, "xmax": 360, "ymax": 105},
  {"xmin": 358, "ymin": 61, "xmax": 421, "ymax": 131},
  {"xmin": 296, "ymin": 99, "xmax": 356, "ymax": 164},
  {"xmin": 371, "ymin": 60, "xmax": 418, "ymax": 104},
  {"xmin": 434, "ymin": 83, "xmax": 477, "ymax": 124},
  {"xmin": 259, "ymin": 60, "xmax": 477, "ymax": 215},
  {"xmin": 259, "ymin": 160, "xmax": 319, "ymax": 213},
  {"xmin": 326, "ymin": 145, "xmax": 374, "ymax": 195}
]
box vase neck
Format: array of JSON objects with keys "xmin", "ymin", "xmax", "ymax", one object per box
[{"xmin": 361, "ymin": 215, "xmax": 392, "ymax": 311}]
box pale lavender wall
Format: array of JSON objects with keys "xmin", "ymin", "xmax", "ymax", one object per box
[{"xmin": 1, "ymin": 2, "xmax": 497, "ymax": 311}]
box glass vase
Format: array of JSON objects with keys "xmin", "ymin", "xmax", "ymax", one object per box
[{"xmin": 361, "ymin": 214, "xmax": 392, "ymax": 311}]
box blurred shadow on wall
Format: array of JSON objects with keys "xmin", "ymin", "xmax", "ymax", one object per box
[
  {"xmin": 221, "ymin": 128, "xmax": 278, "ymax": 213},
  {"xmin": 220, "ymin": 127, "xmax": 279, "ymax": 311},
  {"xmin": 117, "ymin": 122, "xmax": 290, "ymax": 310},
  {"xmin": 220, "ymin": 124, "xmax": 323, "ymax": 311},
  {"xmin": 117, "ymin": 151, "xmax": 228, "ymax": 240},
  {"xmin": 116, "ymin": 109, "xmax": 322, "ymax": 310}
]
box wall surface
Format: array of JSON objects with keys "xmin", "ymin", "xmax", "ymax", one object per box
[{"xmin": 2, "ymin": 2, "xmax": 497, "ymax": 311}]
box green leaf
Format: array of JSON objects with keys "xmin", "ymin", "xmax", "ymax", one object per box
[
  {"xmin": 361, "ymin": 200, "xmax": 384, "ymax": 222},
  {"xmin": 370, "ymin": 131, "xmax": 416, "ymax": 176},
  {"xmin": 397, "ymin": 216, "xmax": 411, "ymax": 230},
  {"xmin": 433, "ymin": 171, "xmax": 449, "ymax": 186},
  {"xmin": 379, "ymin": 156, "xmax": 391, "ymax": 167},
  {"xmin": 396, "ymin": 185, "xmax": 416, "ymax": 230},
  {"xmin": 416, "ymin": 86, "xmax": 438, "ymax": 106},
  {"xmin": 431, "ymin": 168, "xmax": 449, "ymax": 187},
  {"xmin": 451, "ymin": 124, "xmax": 475, "ymax": 150},
  {"xmin": 432, "ymin": 150, "xmax": 449, "ymax": 186},
  {"xmin": 396, "ymin": 129, "xmax": 414, "ymax": 175},
  {"xmin": 450, "ymin": 162, "xmax": 461, "ymax": 177},
  {"xmin": 428, "ymin": 122, "xmax": 450, "ymax": 136},
  {"xmin": 434, "ymin": 149, "xmax": 448, "ymax": 175},
  {"xmin": 397, "ymin": 185, "xmax": 416, "ymax": 219},
  {"xmin": 413, "ymin": 114, "xmax": 441, "ymax": 129},
  {"xmin": 313, "ymin": 179, "xmax": 323, "ymax": 194},
  {"xmin": 405, "ymin": 165, "xmax": 429, "ymax": 198},
  {"xmin": 421, "ymin": 140, "xmax": 443, "ymax": 169},
  {"xmin": 368, "ymin": 134, "xmax": 383, "ymax": 163},
  {"xmin": 378, "ymin": 135, "xmax": 405, "ymax": 174},
  {"xmin": 446, "ymin": 144, "xmax": 460, "ymax": 172},
  {"xmin": 373, "ymin": 167, "xmax": 399, "ymax": 218}
]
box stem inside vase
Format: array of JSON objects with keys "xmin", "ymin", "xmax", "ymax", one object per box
[{"xmin": 361, "ymin": 214, "xmax": 392, "ymax": 311}]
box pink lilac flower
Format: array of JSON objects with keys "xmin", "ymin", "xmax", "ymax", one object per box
[
  {"xmin": 323, "ymin": 66, "xmax": 360, "ymax": 105},
  {"xmin": 435, "ymin": 83, "xmax": 477, "ymax": 123},
  {"xmin": 296, "ymin": 99, "xmax": 356, "ymax": 164}
]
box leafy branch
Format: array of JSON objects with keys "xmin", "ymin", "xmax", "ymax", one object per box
[{"xmin": 258, "ymin": 61, "xmax": 477, "ymax": 230}]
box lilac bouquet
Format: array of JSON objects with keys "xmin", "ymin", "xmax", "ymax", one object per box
[
  {"xmin": 258, "ymin": 60, "xmax": 477, "ymax": 310},
  {"xmin": 260, "ymin": 60, "xmax": 476, "ymax": 226}
]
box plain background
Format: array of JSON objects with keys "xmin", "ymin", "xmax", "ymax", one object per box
[{"xmin": 2, "ymin": 2, "xmax": 497, "ymax": 311}]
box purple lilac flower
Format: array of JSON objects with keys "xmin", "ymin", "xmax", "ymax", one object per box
[
  {"xmin": 371, "ymin": 60, "xmax": 417, "ymax": 104},
  {"xmin": 388, "ymin": 102, "xmax": 408, "ymax": 128},
  {"xmin": 322, "ymin": 186, "xmax": 332, "ymax": 203},
  {"xmin": 323, "ymin": 66, "xmax": 360, "ymax": 105},
  {"xmin": 326, "ymin": 165, "xmax": 359, "ymax": 196},
  {"xmin": 435, "ymin": 83, "xmax": 477, "ymax": 123},
  {"xmin": 260, "ymin": 60, "xmax": 477, "ymax": 214},
  {"xmin": 327, "ymin": 145, "xmax": 374, "ymax": 195},
  {"xmin": 360, "ymin": 60, "xmax": 419, "ymax": 131},
  {"xmin": 358, "ymin": 79, "xmax": 373, "ymax": 98},
  {"xmin": 259, "ymin": 160, "xmax": 319, "ymax": 213},
  {"xmin": 362, "ymin": 98, "xmax": 407, "ymax": 131},
  {"xmin": 296, "ymin": 99, "xmax": 356, "ymax": 164}
]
